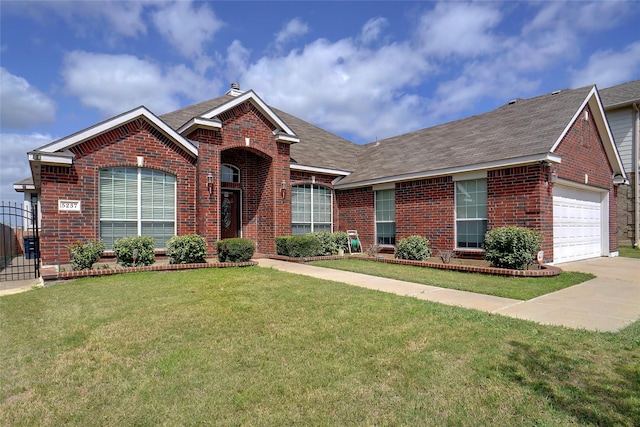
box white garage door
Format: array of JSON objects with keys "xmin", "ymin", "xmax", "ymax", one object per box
[{"xmin": 553, "ymin": 185, "xmax": 606, "ymax": 263}]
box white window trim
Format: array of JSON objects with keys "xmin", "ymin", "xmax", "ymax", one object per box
[
  {"xmin": 292, "ymin": 184, "xmax": 333, "ymax": 233},
  {"xmin": 99, "ymin": 167, "xmax": 177, "ymax": 249},
  {"xmin": 454, "ymin": 178, "xmax": 487, "ymax": 250},
  {"xmin": 374, "ymin": 188, "xmax": 396, "ymax": 245}
]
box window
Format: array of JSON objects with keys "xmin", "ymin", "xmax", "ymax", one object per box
[
  {"xmin": 455, "ymin": 179, "xmax": 487, "ymax": 248},
  {"xmin": 291, "ymin": 184, "xmax": 332, "ymax": 234},
  {"xmin": 221, "ymin": 164, "xmax": 240, "ymax": 183},
  {"xmin": 375, "ymin": 189, "xmax": 395, "ymax": 245},
  {"xmin": 99, "ymin": 168, "xmax": 176, "ymax": 249}
]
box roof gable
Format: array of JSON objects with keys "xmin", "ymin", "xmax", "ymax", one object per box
[
  {"xmin": 197, "ymin": 90, "xmax": 300, "ymax": 143},
  {"xmin": 35, "ymin": 106, "xmax": 198, "ymax": 158},
  {"xmin": 600, "ymin": 79, "xmax": 640, "ymax": 109}
]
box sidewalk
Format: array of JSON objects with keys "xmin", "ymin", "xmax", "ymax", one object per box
[{"xmin": 256, "ymin": 257, "xmax": 640, "ymax": 332}]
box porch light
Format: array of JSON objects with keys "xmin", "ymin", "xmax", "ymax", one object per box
[
  {"xmin": 281, "ymin": 181, "xmax": 287, "ymax": 199},
  {"xmin": 207, "ymin": 172, "xmax": 214, "ymax": 195}
]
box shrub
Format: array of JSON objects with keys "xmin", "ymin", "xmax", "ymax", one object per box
[
  {"xmin": 483, "ymin": 226, "xmax": 542, "ymax": 270},
  {"xmin": 310, "ymin": 231, "xmax": 339, "ymax": 255},
  {"xmin": 332, "ymin": 231, "xmax": 349, "ymax": 252},
  {"xmin": 287, "ymin": 235, "xmax": 324, "ymax": 258},
  {"xmin": 67, "ymin": 239, "xmax": 105, "ymax": 271},
  {"xmin": 216, "ymin": 238, "xmax": 255, "ymax": 262},
  {"xmin": 275, "ymin": 236, "xmax": 292, "ymax": 256},
  {"xmin": 395, "ymin": 235, "xmax": 432, "ymax": 261},
  {"xmin": 167, "ymin": 234, "xmax": 207, "ymax": 264},
  {"xmin": 113, "ymin": 236, "xmax": 155, "ymax": 267}
]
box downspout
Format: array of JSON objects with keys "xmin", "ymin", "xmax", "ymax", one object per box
[{"xmin": 634, "ymin": 102, "xmax": 640, "ymax": 247}]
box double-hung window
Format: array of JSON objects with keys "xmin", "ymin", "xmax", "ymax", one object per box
[
  {"xmin": 291, "ymin": 184, "xmax": 332, "ymax": 234},
  {"xmin": 375, "ymin": 189, "xmax": 395, "ymax": 245},
  {"xmin": 455, "ymin": 178, "xmax": 487, "ymax": 248},
  {"xmin": 99, "ymin": 168, "xmax": 176, "ymax": 249}
]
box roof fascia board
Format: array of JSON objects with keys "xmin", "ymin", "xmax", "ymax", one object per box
[
  {"xmin": 37, "ymin": 107, "xmax": 198, "ymax": 158},
  {"xmin": 275, "ymin": 133, "xmax": 300, "ymax": 144},
  {"xmin": 335, "ymin": 153, "xmax": 561, "ymax": 190},
  {"xmin": 177, "ymin": 117, "xmax": 222, "ymax": 135},
  {"xmin": 28, "ymin": 151, "xmax": 74, "ymax": 165},
  {"xmin": 201, "ymin": 90, "xmax": 298, "ymax": 138},
  {"xmin": 13, "ymin": 184, "xmax": 36, "ymax": 192},
  {"xmin": 550, "ymin": 87, "xmax": 625, "ymax": 177},
  {"xmin": 290, "ymin": 164, "xmax": 351, "ymax": 176}
]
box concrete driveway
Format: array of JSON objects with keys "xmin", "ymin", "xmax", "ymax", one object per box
[{"xmin": 493, "ymin": 257, "xmax": 640, "ymax": 332}]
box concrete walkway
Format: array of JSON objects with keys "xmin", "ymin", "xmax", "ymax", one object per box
[{"xmin": 257, "ymin": 257, "xmax": 640, "ymax": 332}]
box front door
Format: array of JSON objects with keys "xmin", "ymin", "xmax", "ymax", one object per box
[{"xmin": 221, "ymin": 190, "xmax": 241, "ymax": 239}]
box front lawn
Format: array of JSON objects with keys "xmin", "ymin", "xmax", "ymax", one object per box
[
  {"xmin": 1, "ymin": 268, "xmax": 637, "ymax": 426},
  {"xmin": 310, "ymin": 258, "xmax": 593, "ymax": 300}
]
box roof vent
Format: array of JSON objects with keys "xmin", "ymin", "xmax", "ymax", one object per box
[
  {"xmin": 227, "ymin": 83, "xmax": 243, "ymax": 97},
  {"xmin": 508, "ymin": 99, "xmax": 517, "ymax": 105},
  {"xmin": 551, "ymin": 90, "xmax": 561, "ymax": 95}
]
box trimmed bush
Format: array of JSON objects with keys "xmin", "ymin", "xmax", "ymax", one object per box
[
  {"xmin": 113, "ymin": 236, "xmax": 155, "ymax": 267},
  {"xmin": 216, "ymin": 238, "xmax": 255, "ymax": 262},
  {"xmin": 395, "ymin": 235, "xmax": 432, "ymax": 261},
  {"xmin": 332, "ymin": 231, "xmax": 349, "ymax": 253},
  {"xmin": 275, "ymin": 236, "xmax": 292, "ymax": 256},
  {"xmin": 167, "ymin": 234, "xmax": 207, "ymax": 264},
  {"xmin": 310, "ymin": 231, "xmax": 339, "ymax": 255},
  {"xmin": 67, "ymin": 239, "xmax": 105, "ymax": 271},
  {"xmin": 285, "ymin": 235, "xmax": 323, "ymax": 258},
  {"xmin": 483, "ymin": 226, "xmax": 542, "ymax": 270}
]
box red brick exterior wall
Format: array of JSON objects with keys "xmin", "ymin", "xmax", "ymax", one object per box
[
  {"xmin": 552, "ymin": 105, "xmax": 618, "ymax": 254},
  {"xmin": 187, "ymin": 101, "xmax": 292, "ymax": 255},
  {"xmin": 335, "ymin": 187, "xmax": 375, "ymax": 248},
  {"xmin": 39, "ymin": 119, "xmax": 197, "ymax": 265}
]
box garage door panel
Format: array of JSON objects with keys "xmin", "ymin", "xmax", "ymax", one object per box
[{"xmin": 553, "ymin": 186, "xmax": 604, "ymax": 263}]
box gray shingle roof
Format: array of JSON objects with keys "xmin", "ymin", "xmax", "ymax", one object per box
[
  {"xmin": 159, "ymin": 95, "xmax": 359, "ymax": 173},
  {"xmin": 337, "ymin": 85, "xmax": 594, "ymax": 186},
  {"xmin": 600, "ymin": 79, "xmax": 640, "ymax": 109}
]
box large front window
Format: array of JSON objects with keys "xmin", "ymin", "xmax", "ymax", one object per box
[
  {"xmin": 375, "ymin": 189, "xmax": 395, "ymax": 245},
  {"xmin": 455, "ymin": 178, "xmax": 487, "ymax": 248},
  {"xmin": 99, "ymin": 168, "xmax": 176, "ymax": 249},
  {"xmin": 291, "ymin": 184, "xmax": 332, "ymax": 234}
]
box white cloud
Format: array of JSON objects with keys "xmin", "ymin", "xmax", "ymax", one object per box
[
  {"xmin": 275, "ymin": 18, "xmax": 309, "ymax": 47},
  {"xmin": 240, "ymin": 35, "xmax": 431, "ymax": 141},
  {"xmin": 571, "ymin": 42, "xmax": 640, "ymax": 88},
  {"xmin": 152, "ymin": 0, "xmax": 223, "ymax": 60},
  {"xmin": 226, "ymin": 40, "xmax": 251, "ymax": 83},
  {"xmin": 360, "ymin": 17, "xmax": 387, "ymax": 45},
  {"xmin": 62, "ymin": 51, "xmax": 221, "ymax": 117},
  {"xmin": 0, "ymin": 68, "xmax": 56, "ymax": 130},
  {"xmin": 0, "ymin": 133, "xmax": 52, "ymax": 203},
  {"xmin": 416, "ymin": 2, "xmax": 502, "ymax": 57}
]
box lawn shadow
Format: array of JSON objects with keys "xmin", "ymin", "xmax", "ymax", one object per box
[{"xmin": 501, "ymin": 340, "xmax": 639, "ymax": 425}]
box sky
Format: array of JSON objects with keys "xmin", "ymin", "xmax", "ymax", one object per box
[{"xmin": 1, "ymin": 0, "xmax": 639, "ymax": 205}]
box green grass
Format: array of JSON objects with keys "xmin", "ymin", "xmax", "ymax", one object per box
[
  {"xmin": 310, "ymin": 258, "xmax": 593, "ymax": 300},
  {"xmin": 619, "ymin": 246, "xmax": 640, "ymax": 259},
  {"xmin": 1, "ymin": 268, "xmax": 638, "ymax": 426}
]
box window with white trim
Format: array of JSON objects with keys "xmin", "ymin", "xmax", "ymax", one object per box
[
  {"xmin": 375, "ymin": 189, "xmax": 395, "ymax": 245},
  {"xmin": 291, "ymin": 184, "xmax": 332, "ymax": 234},
  {"xmin": 99, "ymin": 168, "xmax": 176, "ymax": 250},
  {"xmin": 455, "ymin": 178, "xmax": 487, "ymax": 248}
]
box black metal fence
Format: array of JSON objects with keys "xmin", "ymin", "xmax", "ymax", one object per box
[{"xmin": 0, "ymin": 201, "xmax": 40, "ymax": 281}]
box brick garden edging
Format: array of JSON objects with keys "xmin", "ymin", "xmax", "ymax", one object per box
[
  {"xmin": 268, "ymin": 254, "xmax": 562, "ymax": 277},
  {"xmin": 42, "ymin": 261, "xmax": 258, "ymax": 282}
]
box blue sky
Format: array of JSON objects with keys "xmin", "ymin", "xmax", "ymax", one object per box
[{"xmin": 1, "ymin": 0, "xmax": 639, "ymax": 205}]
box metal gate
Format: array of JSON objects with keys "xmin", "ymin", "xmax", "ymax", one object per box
[{"xmin": 0, "ymin": 201, "xmax": 40, "ymax": 281}]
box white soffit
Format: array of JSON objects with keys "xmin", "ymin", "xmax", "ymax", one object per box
[{"xmin": 35, "ymin": 106, "xmax": 198, "ymax": 158}]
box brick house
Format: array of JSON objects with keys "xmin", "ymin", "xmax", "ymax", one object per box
[{"xmin": 16, "ymin": 83, "xmax": 626, "ymax": 265}]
